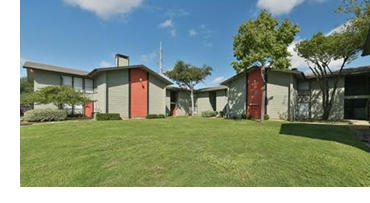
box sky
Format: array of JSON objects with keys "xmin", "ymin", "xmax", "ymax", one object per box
[{"xmin": 20, "ymin": 0, "xmax": 370, "ymax": 87}]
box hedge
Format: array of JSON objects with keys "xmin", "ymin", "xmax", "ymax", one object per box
[
  {"xmin": 96, "ymin": 113, "xmax": 122, "ymax": 121},
  {"xmin": 24, "ymin": 109, "xmax": 67, "ymax": 122},
  {"xmin": 201, "ymin": 110, "xmax": 217, "ymax": 118},
  {"xmin": 146, "ymin": 114, "xmax": 166, "ymax": 119},
  {"xmin": 264, "ymin": 114, "xmax": 270, "ymax": 120}
]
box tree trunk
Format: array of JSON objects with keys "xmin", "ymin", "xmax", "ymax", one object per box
[{"xmin": 190, "ymin": 89, "xmax": 195, "ymax": 116}]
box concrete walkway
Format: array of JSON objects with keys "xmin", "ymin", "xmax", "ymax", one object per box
[{"xmin": 347, "ymin": 119, "xmax": 370, "ymax": 126}]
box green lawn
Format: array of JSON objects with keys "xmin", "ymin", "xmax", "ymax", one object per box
[{"xmin": 20, "ymin": 117, "xmax": 370, "ymax": 187}]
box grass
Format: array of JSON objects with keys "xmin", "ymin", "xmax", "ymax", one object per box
[{"xmin": 20, "ymin": 117, "xmax": 370, "ymax": 187}]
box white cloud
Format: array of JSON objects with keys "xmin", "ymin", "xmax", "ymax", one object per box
[
  {"xmin": 165, "ymin": 9, "xmax": 189, "ymax": 19},
  {"xmin": 141, "ymin": 51, "xmax": 157, "ymax": 62},
  {"xmin": 326, "ymin": 21, "xmax": 350, "ymax": 36},
  {"xmin": 288, "ymin": 31, "xmax": 344, "ymax": 71},
  {"xmin": 159, "ymin": 19, "xmax": 173, "ymax": 28},
  {"xmin": 20, "ymin": 56, "xmax": 27, "ymax": 66},
  {"xmin": 64, "ymin": 0, "xmax": 143, "ymax": 20},
  {"xmin": 100, "ymin": 60, "xmax": 114, "ymax": 67},
  {"xmin": 288, "ymin": 38, "xmax": 307, "ymax": 69},
  {"xmin": 212, "ymin": 77, "xmax": 225, "ymax": 84},
  {"xmin": 256, "ymin": 0, "xmax": 325, "ymax": 15},
  {"xmin": 159, "ymin": 19, "xmax": 176, "ymax": 37},
  {"xmin": 189, "ymin": 29, "xmax": 197, "ymax": 36}
]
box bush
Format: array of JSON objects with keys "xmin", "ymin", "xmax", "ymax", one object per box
[
  {"xmin": 201, "ymin": 111, "xmax": 217, "ymax": 118},
  {"xmin": 217, "ymin": 111, "xmax": 224, "ymax": 118},
  {"xmin": 24, "ymin": 109, "xmax": 67, "ymax": 122},
  {"xmin": 264, "ymin": 114, "xmax": 270, "ymax": 120},
  {"xmin": 96, "ymin": 113, "xmax": 121, "ymax": 121},
  {"xmin": 146, "ymin": 114, "xmax": 166, "ymax": 119},
  {"xmin": 241, "ymin": 114, "xmax": 247, "ymax": 119}
]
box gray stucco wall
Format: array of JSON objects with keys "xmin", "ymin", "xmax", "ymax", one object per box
[
  {"xmin": 165, "ymin": 89, "xmax": 171, "ymax": 116},
  {"xmin": 196, "ymin": 92, "xmax": 213, "ymax": 114},
  {"xmin": 177, "ymin": 90, "xmax": 191, "ymax": 116},
  {"xmin": 216, "ymin": 90, "xmax": 227, "ymax": 113},
  {"xmin": 195, "ymin": 90, "xmax": 227, "ymax": 114},
  {"xmin": 94, "ymin": 72, "xmax": 107, "ymax": 113},
  {"xmin": 310, "ymin": 77, "xmax": 344, "ymax": 120},
  {"xmin": 33, "ymin": 70, "xmax": 61, "ymax": 109},
  {"xmin": 149, "ymin": 75, "xmax": 166, "ymax": 115},
  {"xmin": 106, "ymin": 69, "xmax": 129, "ymax": 118},
  {"xmin": 266, "ymin": 71, "xmax": 290, "ymax": 120},
  {"xmin": 290, "ymin": 76, "xmax": 298, "ymax": 121},
  {"xmin": 227, "ymin": 73, "xmax": 247, "ymax": 117}
]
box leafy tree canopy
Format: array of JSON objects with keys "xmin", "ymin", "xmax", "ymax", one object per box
[
  {"xmin": 165, "ymin": 60, "xmax": 212, "ymax": 90},
  {"xmin": 165, "ymin": 60, "xmax": 212, "ymax": 116},
  {"xmin": 24, "ymin": 86, "xmax": 89, "ymax": 109},
  {"xmin": 20, "ymin": 77, "xmax": 33, "ymax": 95},
  {"xmin": 232, "ymin": 9, "xmax": 300, "ymax": 72}
]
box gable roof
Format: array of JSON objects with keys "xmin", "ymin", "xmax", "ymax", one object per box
[
  {"xmin": 88, "ymin": 65, "xmax": 172, "ymax": 85},
  {"xmin": 220, "ymin": 67, "xmax": 304, "ymax": 85},
  {"xmin": 23, "ymin": 61, "xmax": 89, "ymax": 76},
  {"xmin": 305, "ymin": 65, "xmax": 370, "ymax": 79},
  {"xmin": 23, "ymin": 61, "xmax": 173, "ymax": 85},
  {"xmin": 196, "ymin": 85, "xmax": 228, "ymax": 92}
]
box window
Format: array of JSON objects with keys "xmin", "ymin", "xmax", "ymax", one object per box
[
  {"xmin": 74, "ymin": 77, "xmax": 83, "ymax": 91},
  {"xmin": 85, "ymin": 79, "xmax": 93, "ymax": 93},
  {"xmin": 298, "ymin": 81, "xmax": 310, "ymax": 96},
  {"xmin": 298, "ymin": 81, "xmax": 309, "ymax": 90},
  {"xmin": 62, "ymin": 76, "xmax": 72, "ymax": 87},
  {"xmin": 345, "ymin": 76, "xmax": 369, "ymax": 96}
]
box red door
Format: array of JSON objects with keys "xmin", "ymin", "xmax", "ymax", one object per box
[
  {"xmin": 247, "ymin": 69, "xmax": 263, "ymax": 119},
  {"xmin": 130, "ymin": 69, "xmax": 148, "ymax": 118},
  {"xmin": 84, "ymin": 102, "xmax": 93, "ymax": 118}
]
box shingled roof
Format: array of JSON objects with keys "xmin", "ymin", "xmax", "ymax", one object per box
[
  {"xmin": 23, "ymin": 61, "xmax": 89, "ymax": 76},
  {"xmin": 305, "ymin": 65, "xmax": 370, "ymax": 79}
]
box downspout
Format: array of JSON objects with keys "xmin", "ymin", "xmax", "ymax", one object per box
[
  {"xmin": 227, "ymin": 85, "xmax": 230, "ymax": 118},
  {"xmin": 288, "ymin": 75, "xmax": 291, "ymax": 121}
]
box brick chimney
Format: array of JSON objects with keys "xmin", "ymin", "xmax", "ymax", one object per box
[{"xmin": 115, "ymin": 54, "xmax": 129, "ymax": 67}]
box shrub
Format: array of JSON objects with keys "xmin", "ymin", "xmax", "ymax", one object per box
[
  {"xmin": 264, "ymin": 114, "xmax": 270, "ymax": 120},
  {"xmin": 24, "ymin": 109, "xmax": 67, "ymax": 122},
  {"xmin": 146, "ymin": 114, "xmax": 166, "ymax": 119},
  {"xmin": 217, "ymin": 111, "xmax": 224, "ymax": 118},
  {"xmin": 201, "ymin": 111, "xmax": 217, "ymax": 118},
  {"xmin": 96, "ymin": 113, "xmax": 121, "ymax": 121},
  {"xmin": 241, "ymin": 114, "xmax": 247, "ymax": 119}
]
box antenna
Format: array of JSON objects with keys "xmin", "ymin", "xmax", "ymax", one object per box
[{"xmin": 158, "ymin": 41, "xmax": 164, "ymax": 74}]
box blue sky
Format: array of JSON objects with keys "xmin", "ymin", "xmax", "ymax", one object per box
[{"xmin": 20, "ymin": 0, "xmax": 369, "ymax": 87}]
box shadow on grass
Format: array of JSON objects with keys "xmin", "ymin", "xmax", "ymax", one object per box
[{"xmin": 279, "ymin": 123, "xmax": 370, "ymax": 152}]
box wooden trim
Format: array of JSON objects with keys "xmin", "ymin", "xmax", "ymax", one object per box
[
  {"xmin": 147, "ymin": 72, "xmax": 150, "ymax": 115},
  {"xmin": 105, "ymin": 72, "xmax": 109, "ymax": 113},
  {"xmin": 128, "ymin": 69, "xmax": 131, "ymax": 119}
]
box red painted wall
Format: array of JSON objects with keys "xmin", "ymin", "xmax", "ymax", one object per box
[
  {"xmin": 130, "ymin": 69, "xmax": 148, "ymax": 118},
  {"xmin": 247, "ymin": 69, "xmax": 263, "ymax": 119},
  {"xmin": 84, "ymin": 102, "xmax": 93, "ymax": 118}
]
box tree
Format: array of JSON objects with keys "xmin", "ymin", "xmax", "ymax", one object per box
[
  {"xmin": 20, "ymin": 77, "xmax": 33, "ymax": 94},
  {"xmin": 232, "ymin": 10, "xmax": 300, "ymax": 122},
  {"xmin": 295, "ymin": 0, "xmax": 369, "ymax": 120},
  {"xmin": 165, "ymin": 60, "xmax": 212, "ymax": 116},
  {"xmin": 30, "ymin": 86, "xmax": 89, "ymax": 109}
]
